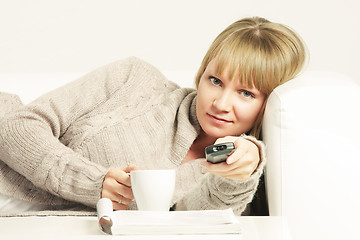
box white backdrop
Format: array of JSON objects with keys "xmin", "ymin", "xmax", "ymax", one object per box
[{"xmin": 0, "ymin": 0, "xmax": 359, "ymax": 83}]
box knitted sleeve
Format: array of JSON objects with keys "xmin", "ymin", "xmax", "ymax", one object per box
[
  {"xmin": 0, "ymin": 92, "xmax": 23, "ymax": 118},
  {"xmin": 0, "ymin": 57, "xmax": 137, "ymax": 207},
  {"xmin": 173, "ymin": 136, "xmax": 266, "ymax": 215}
]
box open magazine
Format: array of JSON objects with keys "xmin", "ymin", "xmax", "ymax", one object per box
[{"xmin": 96, "ymin": 198, "xmax": 242, "ymax": 235}]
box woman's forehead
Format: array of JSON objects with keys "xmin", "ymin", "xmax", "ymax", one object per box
[
  {"xmin": 207, "ymin": 57, "xmax": 256, "ymax": 85},
  {"xmin": 206, "ymin": 57, "xmax": 263, "ymax": 92}
]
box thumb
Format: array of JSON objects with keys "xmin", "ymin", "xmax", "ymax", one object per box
[{"xmin": 124, "ymin": 165, "xmax": 139, "ymax": 173}]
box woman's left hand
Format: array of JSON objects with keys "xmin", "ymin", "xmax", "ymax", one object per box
[{"xmin": 201, "ymin": 136, "xmax": 260, "ymax": 181}]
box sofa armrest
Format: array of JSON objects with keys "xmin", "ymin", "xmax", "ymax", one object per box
[{"xmin": 262, "ymin": 71, "xmax": 360, "ymax": 239}]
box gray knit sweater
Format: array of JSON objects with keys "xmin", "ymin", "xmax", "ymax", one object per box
[{"xmin": 0, "ymin": 57, "xmax": 266, "ymax": 215}]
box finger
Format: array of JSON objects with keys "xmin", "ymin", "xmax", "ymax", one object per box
[
  {"xmin": 104, "ymin": 191, "xmax": 133, "ymax": 206},
  {"xmin": 113, "ymin": 170, "xmax": 132, "ymax": 187},
  {"xmin": 102, "ymin": 187, "xmax": 133, "ymax": 207},
  {"xmin": 112, "ymin": 200, "xmax": 130, "ymax": 210},
  {"xmin": 114, "ymin": 194, "xmax": 133, "ymax": 206},
  {"xmin": 118, "ymin": 185, "xmax": 134, "ymax": 200},
  {"xmin": 203, "ymin": 149, "xmax": 257, "ymax": 172},
  {"xmin": 226, "ymin": 148, "xmax": 247, "ymax": 164},
  {"xmin": 106, "ymin": 166, "xmax": 138, "ymax": 187},
  {"xmin": 102, "ymin": 177, "xmax": 135, "ymax": 199},
  {"xmin": 106, "ymin": 168, "xmax": 129, "ymax": 185},
  {"xmin": 119, "ymin": 165, "xmax": 139, "ymax": 186},
  {"xmin": 205, "ymin": 166, "xmax": 252, "ymax": 180},
  {"xmin": 202, "ymin": 162, "xmax": 236, "ymax": 175},
  {"xmin": 202, "ymin": 153, "xmax": 258, "ymax": 179},
  {"xmin": 201, "ymin": 161, "xmax": 230, "ymax": 173},
  {"xmin": 107, "ymin": 181, "xmax": 135, "ymax": 199},
  {"xmin": 226, "ymin": 139, "xmax": 249, "ymax": 164},
  {"xmin": 225, "ymin": 151, "xmax": 259, "ymax": 171},
  {"xmin": 212, "ymin": 161, "xmax": 256, "ymax": 177},
  {"xmin": 124, "ymin": 165, "xmax": 139, "ymax": 174}
]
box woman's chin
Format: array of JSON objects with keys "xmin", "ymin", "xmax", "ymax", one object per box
[{"xmin": 201, "ymin": 127, "xmax": 229, "ymax": 139}]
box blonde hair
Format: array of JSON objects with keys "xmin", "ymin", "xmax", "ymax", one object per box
[{"xmin": 195, "ymin": 17, "xmax": 308, "ymax": 138}]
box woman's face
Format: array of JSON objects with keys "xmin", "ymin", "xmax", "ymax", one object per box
[{"xmin": 196, "ymin": 58, "xmax": 266, "ymax": 139}]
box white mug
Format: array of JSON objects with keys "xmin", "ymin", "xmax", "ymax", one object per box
[{"xmin": 130, "ymin": 169, "xmax": 176, "ymax": 211}]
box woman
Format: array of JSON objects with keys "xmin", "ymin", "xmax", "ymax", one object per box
[{"xmin": 0, "ymin": 17, "xmax": 307, "ymax": 215}]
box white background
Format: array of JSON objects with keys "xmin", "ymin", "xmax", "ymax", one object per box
[{"xmin": 0, "ymin": 0, "xmax": 359, "ymax": 83}]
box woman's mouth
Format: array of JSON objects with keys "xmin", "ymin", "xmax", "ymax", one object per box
[{"xmin": 207, "ymin": 114, "xmax": 233, "ymax": 124}]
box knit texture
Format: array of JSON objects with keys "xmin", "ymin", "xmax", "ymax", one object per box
[{"xmin": 0, "ymin": 57, "xmax": 266, "ymax": 216}]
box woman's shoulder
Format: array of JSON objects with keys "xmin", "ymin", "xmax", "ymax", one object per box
[
  {"xmin": 0, "ymin": 92, "xmax": 23, "ymax": 120},
  {"xmin": 111, "ymin": 56, "xmax": 181, "ymax": 92},
  {"xmin": 108, "ymin": 56, "xmax": 166, "ymax": 78}
]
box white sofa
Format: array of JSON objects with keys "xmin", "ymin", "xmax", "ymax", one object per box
[
  {"xmin": 1, "ymin": 70, "xmax": 359, "ymax": 239},
  {"xmin": 263, "ymin": 71, "xmax": 360, "ymax": 240}
]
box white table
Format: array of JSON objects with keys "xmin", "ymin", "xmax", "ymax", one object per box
[{"xmin": 0, "ymin": 216, "xmax": 291, "ymax": 239}]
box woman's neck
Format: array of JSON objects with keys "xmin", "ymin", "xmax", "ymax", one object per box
[
  {"xmin": 192, "ymin": 131, "xmax": 217, "ymax": 152},
  {"xmin": 182, "ymin": 131, "xmax": 217, "ymax": 164}
]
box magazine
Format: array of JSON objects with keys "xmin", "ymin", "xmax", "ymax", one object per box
[{"xmin": 96, "ymin": 198, "xmax": 242, "ymax": 235}]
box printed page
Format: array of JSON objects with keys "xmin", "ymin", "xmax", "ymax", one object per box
[{"xmin": 96, "ymin": 198, "xmax": 242, "ymax": 235}]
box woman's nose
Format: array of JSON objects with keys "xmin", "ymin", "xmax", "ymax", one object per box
[{"xmin": 213, "ymin": 91, "xmax": 232, "ymax": 112}]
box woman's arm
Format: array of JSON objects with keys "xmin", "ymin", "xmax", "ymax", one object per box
[
  {"xmin": 0, "ymin": 57, "xmax": 137, "ymax": 207},
  {"xmin": 173, "ymin": 136, "xmax": 266, "ymax": 215}
]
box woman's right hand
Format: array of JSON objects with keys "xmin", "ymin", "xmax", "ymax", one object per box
[{"xmin": 101, "ymin": 165, "xmax": 139, "ymax": 210}]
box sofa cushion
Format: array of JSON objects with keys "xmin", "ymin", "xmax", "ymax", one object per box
[{"xmin": 262, "ymin": 71, "xmax": 360, "ymax": 239}]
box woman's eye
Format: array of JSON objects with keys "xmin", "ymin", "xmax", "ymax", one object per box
[
  {"xmin": 209, "ymin": 76, "xmax": 221, "ymax": 86},
  {"xmin": 240, "ymin": 90, "xmax": 255, "ymax": 98}
]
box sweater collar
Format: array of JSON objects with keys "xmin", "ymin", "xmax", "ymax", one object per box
[
  {"xmin": 189, "ymin": 94, "xmax": 201, "ymax": 133},
  {"xmin": 171, "ymin": 91, "xmax": 201, "ymax": 165}
]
